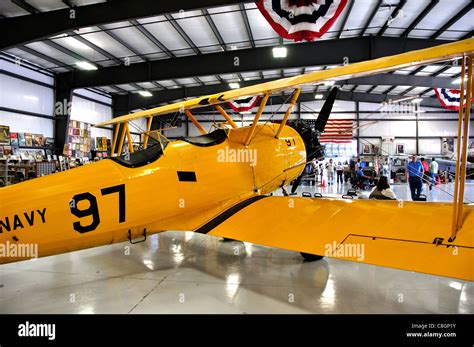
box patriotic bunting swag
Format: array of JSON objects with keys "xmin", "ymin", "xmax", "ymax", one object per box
[
  {"xmin": 434, "ymin": 88, "xmax": 463, "ymax": 111},
  {"xmin": 228, "ymin": 96, "xmax": 260, "ymax": 112},
  {"xmin": 256, "ymin": 0, "xmax": 348, "ymax": 42}
]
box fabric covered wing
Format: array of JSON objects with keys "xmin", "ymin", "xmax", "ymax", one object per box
[{"xmin": 195, "ymin": 196, "xmax": 474, "ymax": 281}]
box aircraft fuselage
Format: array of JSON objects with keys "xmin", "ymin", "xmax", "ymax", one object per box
[{"xmin": 0, "ymin": 124, "xmax": 305, "ymax": 263}]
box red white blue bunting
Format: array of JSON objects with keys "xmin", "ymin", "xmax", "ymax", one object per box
[
  {"xmin": 228, "ymin": 95, "xmax": 260, "ymax": 112},
  {"xmin": 256, "ymin": 0, "xmax": 348, "ymax": 42},
  {"xmin": 434, "ymin": 88, "xmax": 463, "ymax": 111}
]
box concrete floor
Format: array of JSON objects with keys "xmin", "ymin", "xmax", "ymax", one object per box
[{"xmin": 0, "ymin": 182, "xmax": 473, "ymax": 314}]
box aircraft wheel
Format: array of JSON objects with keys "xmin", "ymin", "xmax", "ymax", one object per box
[{"xmin": 300, "ymin": 252, "xmax": 324, "ymax": 261}]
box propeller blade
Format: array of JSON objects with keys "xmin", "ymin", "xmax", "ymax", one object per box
[
  {"xmin": 291, "ymin": 172, "xmax": 304, "ymax": 194},
  {"xmin": 314, "ymin": 87, "xmax": 339, "ymax": 132}
]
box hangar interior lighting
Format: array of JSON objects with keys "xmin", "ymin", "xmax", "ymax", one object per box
[
  {"xmin": 229, "ymin": 83, "xmax": 240, "ymax": 89},
  {"xmin": 76, "ymin": 61, "xmax": 98, "ymax": 71},
  {"xmin": 272, "ymin": 46, "xmax": 287, "ymax": 58},
  {"xmin": 138, "ymin": 90, "xmax": 153, "ymax": 97}
]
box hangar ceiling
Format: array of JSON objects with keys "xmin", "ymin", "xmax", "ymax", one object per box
[{"xmin": 1, "ymin": 0, "xmax": 473, "ymax": 111}]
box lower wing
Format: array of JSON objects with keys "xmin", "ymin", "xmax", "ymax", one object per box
[{"xmin": 193, "ymin": 196, "xmax": 474, "ymax": 281}]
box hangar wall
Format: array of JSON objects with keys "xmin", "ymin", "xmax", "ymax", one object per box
[
  {"xmin": 0, "ymin": 58, "xmax": 55, "ymax": 137},
  {"xmin": 0, "ymin": 57, "xmax": 114, "ymax": 147}
]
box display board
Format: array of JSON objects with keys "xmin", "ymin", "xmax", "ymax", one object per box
[
  {"xmin": 0, "ymin": 125, "xmax": 54, "ymax": 160},
  {"xmin": 63, "ymin": 120, "xmax": 92, "ymax": 158}
]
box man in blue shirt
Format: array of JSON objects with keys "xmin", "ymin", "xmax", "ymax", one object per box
[{"xmin": 406, "ymin": 155, "xmax": 424, "ymax": 200}]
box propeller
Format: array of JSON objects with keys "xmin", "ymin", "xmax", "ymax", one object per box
[{"xmin": 288, "ymin": 87, "xmax": 339, "ymax": 194}]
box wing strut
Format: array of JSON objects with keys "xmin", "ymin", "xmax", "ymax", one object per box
[
  {"xmin": 276, "ymin": 88, "xmax": 301, "ymax": 138},
  {"xmin": 215, "ymin": 105, "xmax": 238, "ymax": 128},
  {"xmin": 143, "ymin": 117, "xmax": 153, "ymax": 149},
  {"xmin": 185, "ymin": 110, "xmax": 207, "ymax": 135},
  {"xmin": 111, "ymin": 124, "xmax": 120, "ymax": 156},
  {"xmin": 450, "ymin": 54, "xmax": 473, "ymax": 241},
  {"xmin": 245, "ymin": 92, "xmax": 271, "ymax": 146}
]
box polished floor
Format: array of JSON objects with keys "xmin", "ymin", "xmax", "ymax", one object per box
[{"xmin": 0, "ymin": 182, "xmax": 473, "ymax": 314}]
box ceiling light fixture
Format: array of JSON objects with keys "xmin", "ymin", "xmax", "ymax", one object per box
[
  {"xmin": 76, "ymin": 61, "xmax": 98, "ymax": 71},
  {"xmin": 138, "ymin": 90, "xmax": 153, "ymax": 97},
  {"xmin": 272, "ymin": 46, "xmax": 287, "ymax": 58}
]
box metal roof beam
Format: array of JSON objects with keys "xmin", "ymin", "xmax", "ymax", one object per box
[
  {"xmin": 202, "ymin": 8, "xmax": 227, "ymax": 51},
  {"xmin": 377, "ymin": 0, "xmax": 407, "ymax": 36},
  {"xmin": 430, "ymin": 2, "xmax": 473, "ymax": 39},
  {"xmin": 361, "ymin": 0, "xmax": 382, "ymax": 36},
  {"xmin": 58, "ymin": 36, "xmax": 451, "ymax": 89},
  {"xmin": 239, "ymin": 3, "xmax": 255, "ymax": 48},
  {"xmin": 401, "ymin": 0, "xmax": 439, "ymax": 37},
  {"xmin": 164, "ymin": 14, "xmax": 201, "ymax": 55},
  {"xmin": 1, "ymin": 0, "xmax": 254, "ymax": 50},
  {"xmin": 113, "ymin": 74, "xmax": 455, "ymax": 112},
  {"xmin": 129, "ymin": 19, "xmax": 174, "ymax": 58}
]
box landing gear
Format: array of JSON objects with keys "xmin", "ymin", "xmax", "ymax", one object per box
[{"xmin": 300, "ymin": 252, "xmax": 324, "ymax": 261}]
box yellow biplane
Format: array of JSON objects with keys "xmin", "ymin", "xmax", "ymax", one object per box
[{"xmin": 1, "ymin": 39, "xmax": 473, "ymax": 281}]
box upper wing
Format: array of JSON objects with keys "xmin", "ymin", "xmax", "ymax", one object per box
[
  {"xmin": 96, "ymin": 38, "xmax": 474, "ymax": 127},
  {"xmin": 194, "ymin": 196, "xmax": 474, "ymax": 281}
]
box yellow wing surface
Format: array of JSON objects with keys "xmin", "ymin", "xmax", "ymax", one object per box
[
  {"xmin": 194, "ymin": 196, "xmax": 474, "ymax": 281},
  {"xmin": 96, "ymin": 38, "xmax": 474, "ymax": 127}
]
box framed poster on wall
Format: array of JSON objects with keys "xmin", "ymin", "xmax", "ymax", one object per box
[
  {"xmin": 363, "ymin": 144, "xmax": 371, "ymax": 154},
  {"xmin": 0, "ymin": 125, "xmax": 10, "ymax": 145},
  {"xmin": 396, "ymin": 144, "xmax": 405, "ymax": 154},
  {"xmin": 442, "ymin": 138, "xmax": 455, "ymax": 155}
]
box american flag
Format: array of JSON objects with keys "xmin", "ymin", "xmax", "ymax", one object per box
[{"xmin": 320, "ymin": 119, "xmax": 353, "ymax": 144}]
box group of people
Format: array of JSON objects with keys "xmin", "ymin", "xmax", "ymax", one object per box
[
  {"xmin": 310, "ymin": 159, "xmax": 350, "ymax": 185},
  {"xmin": 302, "ymin": 155, "xmax": 443, "ymax": 202},
  {"xmin": 406, "ymin": 155, "xmax": 438, "ymax": 200}
]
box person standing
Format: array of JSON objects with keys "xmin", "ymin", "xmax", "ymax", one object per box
[
  {"xmin": 429, "ymin": 158, "xmax": 439, "ymax": 190},
  {"xmin": 406, "ymin": 155, "xmax": 424, "ymax": 200},
  {"xmin": 326, "ymin": 159, "xmax": 335, "ymax": 185},
  {"xmin": 420, "ymin": 157, "xmax": 430, "ymax": 189},
  {"xmin": 319, "ymin": 163, "xmax": 324, "ymax": 184},
  {"xmin": 352, "ymin": 158, "xmax": 360, "ymax": 184},
  {"xmin": 355, "ymin": 158, "xmax": 361, "ymax": 172},
  {"xmin": 343, "ymin": 161, "xmax": 350, "ymax": 183},
  {"xmin": 336, "ymin": 161, "xmax": 344, "ymax": 185}
]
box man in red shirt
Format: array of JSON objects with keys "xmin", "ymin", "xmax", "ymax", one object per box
[{"xmin": 420, "ymin": 157, "xmax": 429, "ymax": 189}]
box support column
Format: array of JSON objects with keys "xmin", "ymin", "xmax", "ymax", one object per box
[
  {"xmin": 415, "ymin": 103, "xmax": 419, "ymax": 155},
  {"xmin": 54, "ymin": 78, "xmax": 73, "ymax": 156},
  {"xmin": 356, "ymin": 101, "xmax": 360, "ymax": 154}
]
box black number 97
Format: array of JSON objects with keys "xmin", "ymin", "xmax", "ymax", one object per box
[
  {"xmin": 70, "ymin": 184, "xmax": 126, "ymax": 234},
  {"xmin": 70, "ymin": 192, "xmax": 100, "ymax": 233}
]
